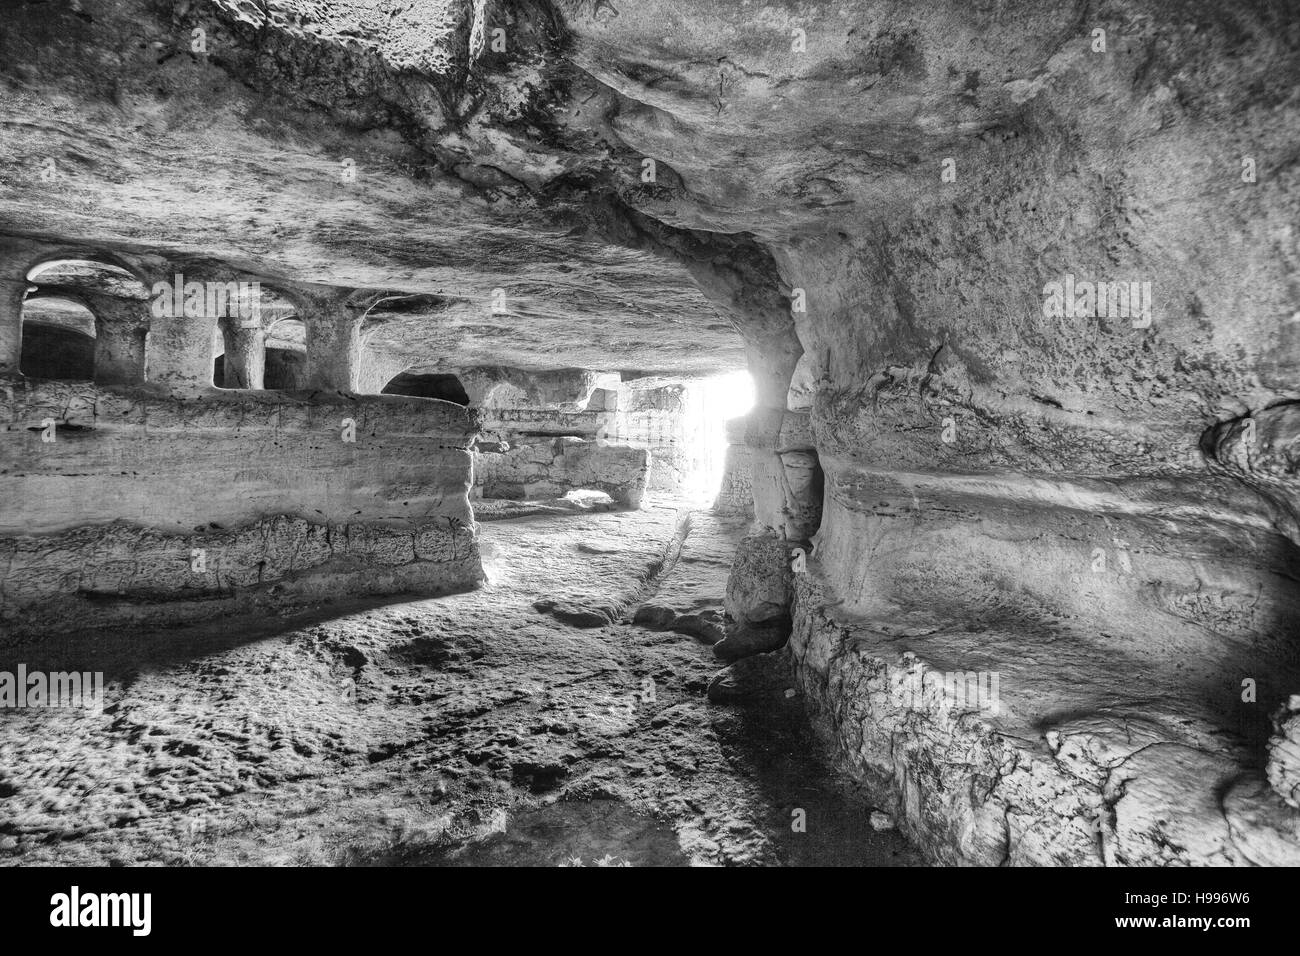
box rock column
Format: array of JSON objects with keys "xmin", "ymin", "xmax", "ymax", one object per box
[
  {"xmin": 90, "ymin": 296, "xmax": 149, "ymax": 387},
  {"xmin": 0, "ymin": 277, "xmax": 25, "ymax": 377},
  {"xmin": 219, "ymin": 315, "xmax": 266, "ymax": 389},
  {"xmin": 303, "ymin": 301, "xmax": 364, "ymax": 393}
]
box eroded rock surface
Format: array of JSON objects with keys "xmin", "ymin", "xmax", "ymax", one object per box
[
  {"xmin": 0, "ymin": 505, "xmax": 916, "ymax": 867},
  {"xmin": 0, "ymin": 378, "xmax": 482, "ymax": 635},
  {"xmin": 1, "ymin": 0, "xmax": 1298, "ymax": 865}
]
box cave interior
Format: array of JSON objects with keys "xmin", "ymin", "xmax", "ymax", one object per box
[{"xmin": 1, "ymin": 0, "xmax": 1299, "ymax": 868}]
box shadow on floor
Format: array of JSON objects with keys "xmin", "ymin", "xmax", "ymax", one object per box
[{"xmin": 707, "ymin": 656, "xmax": 922, "ymax": 867}]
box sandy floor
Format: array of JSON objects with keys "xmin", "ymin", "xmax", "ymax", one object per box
[{"xmin": 0, "ymin": 501, "xmax": 917, "ymax": 867}]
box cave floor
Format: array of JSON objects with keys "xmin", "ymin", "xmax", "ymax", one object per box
[{"xmin": 0, "ymin": 502, "xmax": 918, "ymax": 867}]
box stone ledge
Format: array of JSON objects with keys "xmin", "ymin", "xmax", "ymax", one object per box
[{"xmin": 0, "ymin": 514, "xmax": 483, "ymax": 641}]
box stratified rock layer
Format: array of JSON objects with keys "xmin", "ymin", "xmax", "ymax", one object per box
[
  {"xmin": 0, "ymin": 378, "xmax": 482, "ymax": 637},
  {"xmin": 0, "ymin": 0, "xmax": 1298, "ymax": 864}
]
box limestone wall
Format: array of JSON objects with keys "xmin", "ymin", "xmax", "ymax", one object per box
[
  {"xmin": 467, "ymin": 374, "xmax": 700, "ymax": 506},
  {"xmin": 600, "ymin": 383, "xmax": 692, "ymax": 495},
  {"xmin": 473, "ymin": 435, "xmax": 649, "ymax": 507},
  {"xmin": 0, "ymin": 377, "xmax": 483, "ymax": 639},
  {"xmin": 712, "ymin": 443, "xmax": 753, "ymax": 517}
]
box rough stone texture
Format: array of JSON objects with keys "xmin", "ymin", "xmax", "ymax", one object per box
[
  {"xmin": 525, "ymin": 503, "xmax": 692, "ymax": 629},
  {"xmin": 0, "ymin": 376, "xmax": 482, "ymax": 635},
  {"xmin": 1, "ymin": 378, "xmax": 478, "ymax": 533},
  {"xmin": 1268, "ymin": 696, "xmax": 1300, "ymax": 810},
  {"xmin": 741, "ymin": 408, "xmax": 824, "ymax": 542},
  {"xmin": 712, "ymin": 415, "xmax": 754, "ymax": 517},
  {"xmin": 475, "ymin": 434, "xmax": 650, "ymax": 507},
  {"xmin": 790, "ymin": 562, "xmax": 1300, "ymax": 866},
  {"xmin": 713, "ymin": 447, "xmax": 754, "ymax": 517},
  {"xmin": 629, "ymin": 508, "xmax": 745, "ymax": 650},
  {"xmin": 714, "ymin": 622, "xmax": 794, "ymax": 664},
  {"xmin": 1, "ymin": 0, "xmax": 1299, "ymax": 865},
  {"xmin": 0, "ymin": 1, "xmax": 746, "ymax": 379},
  {"xmin": 600, "ymin": 381, "xmax": 692, "ymax": 495},
  {"xmin": 1203, "ymin": 403, "xmax": 1300, "ymax": 543},
  {"xmin": 470, "ymin": 376, "xmax": 716, "ymax": 506},
  {"xmin": 0, "ymin": 505, "xmax": 917, "ymax": 867},
  {"xmin": 723, "ymin": 532, "xmax": 796, "ymax": 628},
  {"xmin": 0, "ymin": 515, "xmax": 482, "ymax": 640},
  {"xmin": 712, "ymin": 530, "xmax": 800, "ymax": 663},
  {"xmin": 464, "ymin": 368, "xmax": 614, "ymax": 412}
]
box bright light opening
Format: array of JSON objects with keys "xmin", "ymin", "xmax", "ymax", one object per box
[{"xmin": 681, "ymin": 370, "xmax": 754, "ymax": 505}]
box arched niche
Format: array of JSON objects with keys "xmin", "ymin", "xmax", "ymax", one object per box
[
  {"xmin": 20, "ymin": 296, "xmax": 96, "ymax": 380},
  {"xmin": 23, "ymin": 258, "xmax": 152, "ymax": 386},
  {"xmin": 381, "ymin": 369, "xmax": 470, "ymax": 405},
  {"xmin": 263, "ymin": 316, "xmax": 308, "ymax": 390},
  {"xmin": 210, "ymin": 286, "xmax": 301, "ymax": 390},
  {"xmin": 25, "ymin": 256, "xmax": 148, "ymax": 293}
]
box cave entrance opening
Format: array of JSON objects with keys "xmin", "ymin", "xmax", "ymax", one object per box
[
  {"xmin": 19, "ymin": 297, "xmax": 97, "ymax": 381},
  {"xmin": 680, "ymin": 370, "xmax": 754, "ymax": 505}
]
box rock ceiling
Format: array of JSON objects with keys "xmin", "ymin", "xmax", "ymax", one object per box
[{"xmin": 1, "ymin": 0, "xmax": 1297, "ymax": 419}]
